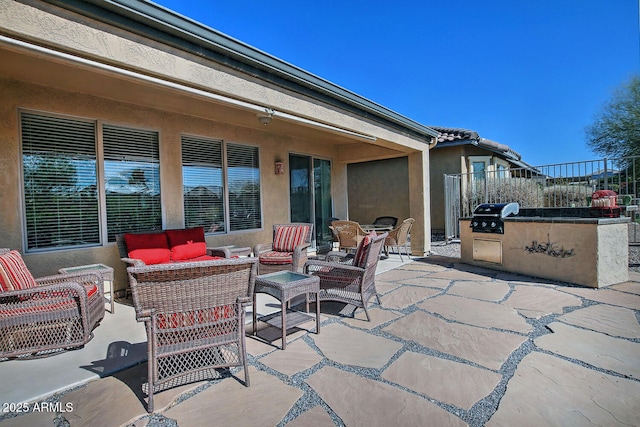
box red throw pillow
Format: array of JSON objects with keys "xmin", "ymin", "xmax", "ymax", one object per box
[
  {"xmin": 165, "ymin": 227, "xmax": 206, "ymax": 247},
  {"xmin": 354, "ymin": 232, "xmax": 376, "ymax": 268},
  {"xmin": 273, "ymin": 225, "xmax": 309, "ymax": 252},
  {"xmin": 128, "ymin": 248, "xmax": 171, "ymax": 265},
  {"xmin": 171, "ymin": 242, "xmax": 207, "ymax": 261},
  {"xmin": 0, "ymin": 250, "xmax": 38, "ymax": 292},
  {"xmin": 124, "ymin": 232, "xmax": 169, "ymax": 251}
]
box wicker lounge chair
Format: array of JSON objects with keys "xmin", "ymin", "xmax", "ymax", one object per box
[
  {"xmin": 384, "ymin": 218, "xmax": 415, "ymax": 261},
  {"xmin": 0, "ymin": 249, "xmax": 105, "ymax": 360},
  {"xmin": 253, "ymin": 223, "xmax": 313, "ymax": 274},
  {"xmin": 330, "ymin": 220, "xmax": 368, "ymax": 253},
  {"xmin": 128, "ymin": 257, "xmax": 257, "ymax": 412},
  {"xmin": 304, "ymin": 232, "xmax": 387, "ymax": 321}
]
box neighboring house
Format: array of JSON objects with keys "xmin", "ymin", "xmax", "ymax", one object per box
[
  {"xmin": 0, "ymin": 0, "xmax": 438, "ymax": 292},
  {"xmin": 429, "ymin": 126, "xmax": 536, "ymax": 235}
]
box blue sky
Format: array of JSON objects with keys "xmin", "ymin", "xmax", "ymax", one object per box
[{"xmin": 153, "ymin": 0, "xmax": 639, "ymax": 167}]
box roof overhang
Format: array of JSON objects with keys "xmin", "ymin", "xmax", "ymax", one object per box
[{"xmin": 39, "ymin": 0, "xmax": 438, "ymax": 143}]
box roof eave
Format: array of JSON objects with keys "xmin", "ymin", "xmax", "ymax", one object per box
[{"xmin": 40, "ymin": 0, "xmax": 438, "ymax": 142}]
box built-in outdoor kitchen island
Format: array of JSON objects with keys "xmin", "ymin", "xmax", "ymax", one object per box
[{"xmin": 460, "ymin": 204, "xmax": 630, "ymax": 288}]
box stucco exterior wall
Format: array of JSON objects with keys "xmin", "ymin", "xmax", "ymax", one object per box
[
  {"xmin": 0, "ymin": 0, "xmax": 435, "ymax": 291},
  {"xmin": 347, "ymin": 157, "xmax": 410, "ymax": 224},
  {"xmin": 0, "ymin": 0, "xmax": 429, "ymax": 153},
  {"xmin": 346, "ymin": 152, "xmax": 431, "ymax": 257},
  {"xmin": 429, "ymin": 146, "xmax": 464, "ymax": 233}
]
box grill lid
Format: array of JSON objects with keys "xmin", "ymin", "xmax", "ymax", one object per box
[{"xmin": 472, "ymin": 202, "xmax": 519, "ymax": 218}]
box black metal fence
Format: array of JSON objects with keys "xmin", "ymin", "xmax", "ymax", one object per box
[{"xmin": 444, "ymin": 157, "xmax": 640, "ymax": 243}]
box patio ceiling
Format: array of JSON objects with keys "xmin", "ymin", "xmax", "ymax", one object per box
[{"xmin": 0, "ymin": 42, "xmax": 415, "ymax": 160}]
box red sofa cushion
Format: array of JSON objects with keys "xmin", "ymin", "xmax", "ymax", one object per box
[
  {"xmin": 165, "ymin": 227, "xmax": 206, "ymax": 247},
  {"xmin": 157, "ymin": 304, "xmax": 235, "ymax": 329},
  {"xmin": 181, "ymin": 255, "xmax": 225, "ymax": 263},
  {"xmin": 258, "ymin": 251, "xmax": 293, "ymax": 265},
  {"xmin": 128, "ymin": 248, "xmax": 171, "ymax": 265},
  {"xmin": 170, "ymin": 242, "xmax": 207, "ymax": 261},
  {"xmin": 124, "ymin": 232, "xmax": 169, "ymax": 252},
  {"xmin": 0, "ymin": 250, "xmax": 37, "ymax": 292}
]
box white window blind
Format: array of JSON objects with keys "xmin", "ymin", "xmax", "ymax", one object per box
[
  {"xmin": 181, "ymin": 135, "xmax": 225, "ymax": 232},
  {"xmin": 21, "ymin": 112, "xmax": 100, "ymax": 251},
  {"xmin": 227, "ymin": 143, "xmax": 261, "ymax": 231},
  {"xmin": 103, "ymin": 124, "xmax": 161, "ymax": 241}
]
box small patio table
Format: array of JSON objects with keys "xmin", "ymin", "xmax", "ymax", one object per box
[{"xmin": 253, "ymin": 270, "xmax": 320, "ymax": 349}]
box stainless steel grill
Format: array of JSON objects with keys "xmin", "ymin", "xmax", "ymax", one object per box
[{"xmin": 470, "ymin": 202, "xmax": 519, "ymax": 234}]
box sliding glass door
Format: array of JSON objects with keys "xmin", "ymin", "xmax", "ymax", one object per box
[{"xmin": 289, "ymin": 154, "xmax": 333, "ymax": 250}]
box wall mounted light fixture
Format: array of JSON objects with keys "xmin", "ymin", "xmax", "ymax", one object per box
[
  {"xmin": 257, "ymin": 108, "xmax": 273, "ymax": 125},
  {"xmin": 274, "ymin": 161, "xmax": 285, "ymax": 175}
]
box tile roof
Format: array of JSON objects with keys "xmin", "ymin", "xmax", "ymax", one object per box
[{"xmin": 430, "ymin": 126, "xmax": 524, "ymax": 163}]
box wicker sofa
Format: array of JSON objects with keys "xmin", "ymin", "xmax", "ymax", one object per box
[
  {"xmin": 0, "ymin": 249, "xmax": 105, "ymax": 359},
  {"xmin": 116, "ymin": 227, "xmax": 231, "ymax": 268}
]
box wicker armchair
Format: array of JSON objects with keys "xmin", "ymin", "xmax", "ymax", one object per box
[
  {"xmin": 0, "ymin": 249, "xmax": 105, "ymax": 360},
  {"xmin": 128, "ymin": 257, "xmax": 257, "ymax": 413},
  {"xmin": 304, "ymin": 232, "xmax": 387, "ymax": 321},
  {"xmin": 253, "ymin": 223, "xmax": 314, "ymax": 274},
  {"xmin": 384, "ymin": 218, "xmax": 415, "ymax": 261},
  {"xmin": 330, "ymin": 220, "xmax": 368, "ymax": 253}
]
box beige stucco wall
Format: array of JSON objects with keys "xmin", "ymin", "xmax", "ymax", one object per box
[
  {"xmin": 460, "ymin": 219, "xmax": 629, "ymax": 288},
  {"xmin": 429, "ymin": 146, "xmax": 464, "ymax": 233},
  {"xmin": 0, "ymin": 0, "xmax": 435, "ymax": 291},
  {"xmin": 346, "ymin": 152, "xmax": 431, "ymax": 257},
  {"xmin": 347, "ymin": 157, "xmax": 410, "ymax": 224}
]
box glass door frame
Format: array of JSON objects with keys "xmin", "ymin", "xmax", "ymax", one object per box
[{"xmin": 288, "ymin": 153, "xmax": 333, "ymax": 251}]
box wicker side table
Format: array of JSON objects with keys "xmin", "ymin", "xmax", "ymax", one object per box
[{"xmin": 253, "ymin": 270, "xmax": 320, "ymax": 349}]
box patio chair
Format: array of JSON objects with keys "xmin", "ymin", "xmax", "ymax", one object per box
[
  {"xmin": 128, "ymin": 257, "xmax": 257, "ymax": 413},
  {"xmin": 373, "ymin": 216, "xmax": 398, "ymax": 228},
  {"xmin": 304, "ymin": 232, "xmax": 387, "ymax": 321},
  {"xmin": 0, "ymin": 249, "xmax": 105, "ymax": 360},
  {"xmin": 384, "ymin": 218, "xmax": 415, "ymax": 261},
  {"xmin": 330, "ymin": 220, "xmax": 368, "ymax": 253},
  {"xmin": 253, "ymin": 223, "xmax": 314, "ymax": 274}
]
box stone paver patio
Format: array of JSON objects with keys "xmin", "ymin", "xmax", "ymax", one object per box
[{"xmin": 1, "ymin": 255, "xmax": 639, "ymax": 426}]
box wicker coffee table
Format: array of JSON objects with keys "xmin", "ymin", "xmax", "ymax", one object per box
[{"xmin": 253, "ymin": 270, "xmax": 320, "ymax": 349}]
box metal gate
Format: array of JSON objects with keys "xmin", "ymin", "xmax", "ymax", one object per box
[{"xmin": 444, "ymin": 174, "xmax": 461, "ymax": 241}]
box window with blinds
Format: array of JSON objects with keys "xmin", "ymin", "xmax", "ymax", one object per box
[
  {"xmin": 227, "ymin": 143, "xmax": 262, "ymax": 231},
  {"xmin": 103, "ymin": 124, "xmax": 161, "ymax": 241},
  {"xmin": 21, "ymin": 112, "xmax": 100, "ymax": 251},
  {"xmin": 181, "ymin": 135, "xmax": 225, "ymax": 232}
]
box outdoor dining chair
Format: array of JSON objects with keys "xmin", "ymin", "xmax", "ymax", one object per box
[
  {"xmin": 384, "ymin": 218, "xmax": 415, "ymax": 261},
  {"xmin": 330, "ymin": 220, "xmax": 368, "ymax": 253}
]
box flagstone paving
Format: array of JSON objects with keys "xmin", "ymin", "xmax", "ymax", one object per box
[
  {"xmin": 1, "ymin": 255, "xmax": 639, "ymax": 427},
  {"xmin": 418, "ymin": 295, "xmax": 532, "ymax": 333},
  {"xmin": 447, "ymin": 281, "xmax": 510, "ymax": 302},
  {"xmin": 557, "ymin": 304, "xmax": 640, "ymax": 338},
  {"xmin": 503, "ymin": 285, "xmax": 583, "ymax": 318}
]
